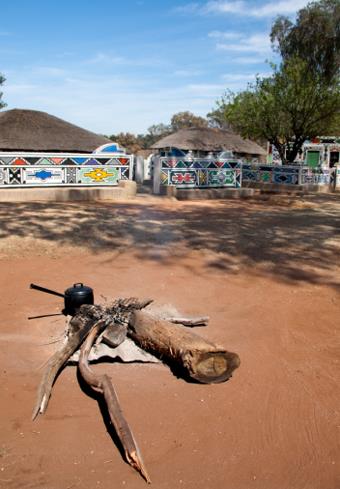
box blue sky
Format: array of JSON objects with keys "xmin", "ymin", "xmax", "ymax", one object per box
[{"xmin": 1, "ymin": 0, "xmax": 309, "ymax": 135}]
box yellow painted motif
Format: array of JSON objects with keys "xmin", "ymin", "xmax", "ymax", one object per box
[{"xmin": 84, "ymin": 168, "xmax": 114, "ymax": 181}]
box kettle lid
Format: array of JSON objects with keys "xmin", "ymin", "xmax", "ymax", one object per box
[{"xmin": 65, "ymin": 283, "xmax": 93, "ymax": 297}]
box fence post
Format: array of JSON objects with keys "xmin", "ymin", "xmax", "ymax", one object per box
[
  {"xmin": 152, "ymin": 156, "xmax": 161, "ymax": 195},
  {"xmin": 298, "ymin": 166, "xmax": 303, "ymax": 186},
  {"xmin": 134, "ymin": 155, "xmax": 144, "ymax": 184}
]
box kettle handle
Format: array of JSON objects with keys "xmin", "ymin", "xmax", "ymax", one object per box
[
  {"xmin": 30, "ymin": 283, "xmax": 65, "ymax": 298},
  {"xmin": 73, "ymin": 283, "xmax": 84, "ymax": 288}
]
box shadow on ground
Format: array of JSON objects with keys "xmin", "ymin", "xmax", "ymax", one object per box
[{"xmin": 1, "ymin": 194, "xmax": 340, "ymax": 289}]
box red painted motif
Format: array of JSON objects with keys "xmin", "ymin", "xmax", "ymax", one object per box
[
  {"xmin": 118, "ymin": 158, "xmax": 129, "ymax": 165},
  {"xmin": 172, "ymin": 173, "xmax": 195, "ymax": 184},
  {"xmin": 51, "ymin": 158, "xmax": 64, "ymax": 165},
  {"xmin": 12, "ymin": 158, "xmax": 26, "ymax": 165}
]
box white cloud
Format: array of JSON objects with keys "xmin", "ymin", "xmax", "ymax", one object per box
[
  {"xmin": 253, "ymin": 0, "xmax": 309, "ymax": 16},
  {"xmin": 34, "ymin": 67, "xmax": 66, "ymax": 77},
  {"xmin": 216, "ymin": 33, "xmax": 271, "ymax": 54},
  {"xmin": 208, "ymin": 30, "xmax": 243, "ymax": 40},
  {"xmin": 85, "ymin": 53, "xmax": 126, "ymax": 65},
  {"xmin": 174, "ymin": 69, "xmax": 205, "ymax": 76},
  {"xmin": 204, "ymin": 1, "xmax": 245, "ymax": 14},
  {"xmin": 221, "ymin": 73, "xmax": 257, "ymax": 81},
  {"xmin": 187, "ymin": 83, "xmax": 228, "ymax": 96},
  {"xmin": 180, "ymin": 0, "xmax": 309, "ymax": 18},
  {"xmin": 173, "ymin": 3, "xmax": 200, "ymax": 14},
  {"xmin": 3, "ymin": 69, "xmax": 220, "ymax": 133}
]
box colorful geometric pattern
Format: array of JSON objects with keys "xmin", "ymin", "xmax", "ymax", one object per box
[
  {"xmin": 24, "ymin": 167, "xmax": 65, "ymax": 185},
  {"xmin": 242, "ymin": 164, "xmax": 332, "ymax": 186},
  {"xmin": 161, "ymin": 158, "xmax": 335, "ymax": 189},
  {"xmin": 0, "ymin": 152, "xmax": 132, "ymax": 187},
  {"xmin": 160, "ymin": 158, "xmax": 242, "ymax": 188},
  {"xmin": 300, "ymin": 168, "xmax": 330, "ymax": 185},
  {"xmin": 78, "ymin": 167, "xmax": 119, "ymax": 184}
]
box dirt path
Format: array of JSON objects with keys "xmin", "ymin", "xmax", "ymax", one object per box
[{"xmin": 1, "ymin": 195, "xmax": 340, "ymax": 489}]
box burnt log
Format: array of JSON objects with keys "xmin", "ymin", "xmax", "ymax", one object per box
[{"xmin": 128, "ymin": 311, "xmax": 240, "ymax": 384}]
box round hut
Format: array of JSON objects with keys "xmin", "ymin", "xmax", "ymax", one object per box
[
  {"xmin": 0, "ymin": 108, "xmax": 111, "ymax": 153},
  {"xmin": 151, "ymin": 127, "xmax": 266, "ymax": 161}
]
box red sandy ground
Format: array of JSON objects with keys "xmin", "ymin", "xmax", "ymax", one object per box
[{"xmin": 0, "ymin": 194, "xmax": 340, "ymax": 489}]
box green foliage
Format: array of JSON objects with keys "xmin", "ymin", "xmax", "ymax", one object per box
[
  {"xmin": 170, "ymin": 111, "xmax": 208, "ymax": 131},
  {"xmin": 210, "ymin": 0, "xmax": 340, "ymax": 163},
  {"xmin": 0, "ymin": 72, "xmax": 6, "ymax": 110},
  {"xmin": 143, "ymin": 123, "xmax": 172, "ymax": 147},
  {"xmin": 215, "ymin": 58, "xmax": 340, "ymax": 163},
  {"xmin": 108, "ymin": 132, "xmax": 144, "ymax": 154},
  {"xmin": 207, "ymin": 93, "xmax": 237, "ymax": 130},
  {"xmin": 271, "ymin": 0, "xmax": 340, "ymax": 82}
]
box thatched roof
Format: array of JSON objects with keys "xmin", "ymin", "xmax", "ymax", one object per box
[
  {"xmin": 0, "ymin": 109, "xmax": 111, "ymax": 153},
  {"xmin": 151, "ymin": 128, "xmax": 266, "ymax": 155}
]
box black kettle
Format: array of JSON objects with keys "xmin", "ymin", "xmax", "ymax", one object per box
[{"xmin": 30, "ymin": 282, "xmax": 94, "ymax": 316}]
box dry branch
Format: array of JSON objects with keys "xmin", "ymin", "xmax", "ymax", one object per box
[
  {"xmin": 32, "ymin": 310, "xmax": 102, "ymax": 420},
  {"xmin": 166, "ymin": 316, "xmax": 209, "ymax": 327},
  {"xmin": 79, "ymin": 322, "xmax": 151, "ymax": 483}
]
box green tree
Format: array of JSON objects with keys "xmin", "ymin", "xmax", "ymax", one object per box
[
  {"xmin": 138, "ymin": 123, "xmax": 172, "ymax": 148},
  {"xmin": 215, "ymin": 59, "xmax": 340, "ymax": 164},
  {"xmin": 108, "ymin": 132, "xmax": 143, "ymax": 154},
  {"xmin": 170, "ymin": 111, "xmax": 208, "ymax": 131},
  {"xmin": 0, "ymin": 72, "xmax": 6, "ymax": 110},
  {"xmin": 271, "ymin": 0, "xmax": 340, "ymax": 82},
  {"xmin": 207, "ymin": 102, "xmax": 237, "ymax": 130}
]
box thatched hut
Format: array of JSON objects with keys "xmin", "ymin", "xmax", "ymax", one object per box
[
  {"xmin": 151, "ymin": 127, "xmax": 266, "ymax": 161},
  {"xmin": 0, "ymin": 109, "xmax": 111, "ymax": 153}
]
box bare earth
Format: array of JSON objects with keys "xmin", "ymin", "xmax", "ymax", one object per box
[{"xmin": 0, "ymin": 194, "xmax": 340, "ymax": 489}]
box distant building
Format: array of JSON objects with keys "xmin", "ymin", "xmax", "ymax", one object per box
[
  {"xmin": 151, "ymin": 127, "xmax": 266, "ymax": 162},
  {"xmin": 267, "ymin": 136, "xmax": 340, "ymax": 168}
]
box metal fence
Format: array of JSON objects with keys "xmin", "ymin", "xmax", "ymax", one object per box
[{"xmin": 0, "ymin": 153, "xmax": 133, "ymax": 187}]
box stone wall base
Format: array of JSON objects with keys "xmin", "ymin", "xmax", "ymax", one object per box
[
  {"xmin": 0, "ymin": 180, "xmax": 137, "ymax": 202},
  {"xmin": 164, "ymin": 187, "xmax": 260, "ymax": 200}
]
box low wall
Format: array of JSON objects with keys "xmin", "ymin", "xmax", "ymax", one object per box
[
  {"xmin": 0, "ymin": 180, "xmax": 137, "ymax": 202},
  {"xmin": 0, "ymin": 152, "xmax": 133, "ymax": 187},
  {"xmin": 242, "ymin": 164, "xmax": 338, "ymax": 187},
  {"xmin": 160, "ymin": 157, "xmax": 242, "ymax": 189},
  {"xmin": 156, "ymin": 158, "xmax": 339, "ymax": 193},
  {"xmin": 165, "ymin": 187, "xmax": 259, "ymax": 200}
]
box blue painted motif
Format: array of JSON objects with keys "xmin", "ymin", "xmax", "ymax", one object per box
[{"xmin": 35, "ymin": 169, "xmax": 53, "ymax": 180}]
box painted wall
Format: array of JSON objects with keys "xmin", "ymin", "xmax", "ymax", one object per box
[{"xmin": 0, "ymin": 153, "xmax": 133, "ymax": 187}]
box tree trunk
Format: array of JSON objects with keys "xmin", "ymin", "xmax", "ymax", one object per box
[{"xmin": 128, "ymin": 311, "xmax": 240, "ymax": 384}]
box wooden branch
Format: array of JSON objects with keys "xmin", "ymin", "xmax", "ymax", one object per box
[
  {"xmin": 32, "ymin": 300, "xmax": 152, "ymax": 420},
  {"xmin": 79, "ymin": 323, "xmax": 151, "ymax": 484},
  {"xmin": 32, "ymin": 312, "xmax": 102, "ymax": 420},
  {"xmin": 128, "ymin": 311, "xmax": 240, "ymax": 384},
  {"xmin": 166, "ymin": 316, "xmax": 209, "ymax": 327}
]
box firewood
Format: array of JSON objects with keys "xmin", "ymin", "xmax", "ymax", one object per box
[
  {"xmin": 79, "ymin": 322, "xmax": 151, "ymax": 484},
  {"xmin": 166, "ymin": 316, "xmax": 209, "ymax": 327},
  {"xmin": 128, "ymin": 311, "xmax": 240, "ymax": 384},
  {"xmin": 32, "ymin": 299, "xmax": 152, "ymax": 420},
  {"xmin": 32, "ymin": 309, "xmax": 102, "ymax": 420}
]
